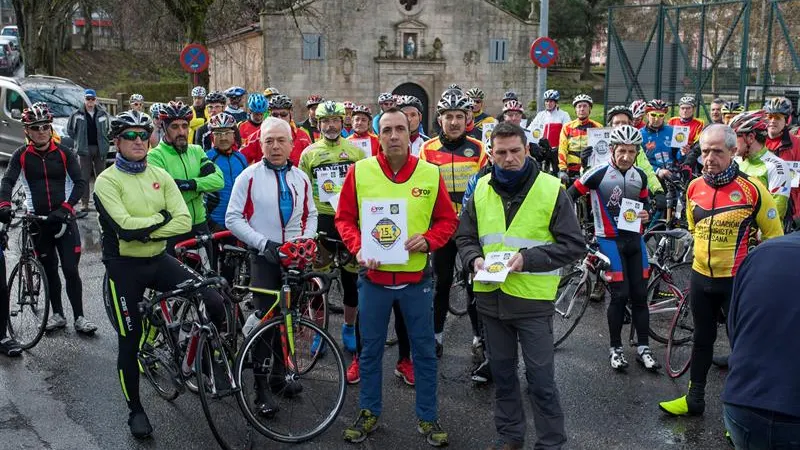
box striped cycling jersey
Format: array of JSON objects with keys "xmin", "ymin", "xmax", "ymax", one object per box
[{"xmin": 573, "ymin": 163, "xmax": 649, "ymax": 238}]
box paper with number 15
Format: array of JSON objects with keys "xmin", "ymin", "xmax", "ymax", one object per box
[{"xmin": 360, "ymin": 199, "xmax": 409, "ymax": 264}]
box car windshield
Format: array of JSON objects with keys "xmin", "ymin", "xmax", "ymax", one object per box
[
  {"xmin": 1, "ymin": 29, "xmax": 16, "ymax": 36},
  {"xmin": 24, "ymin": 86, "xmax": 85, "ymax": 118}
]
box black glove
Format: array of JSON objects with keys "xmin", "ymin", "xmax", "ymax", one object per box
[
  {"xmin": 654, "ymin": 193, "xmax": 667, "ymax": 210},
  {"xmin": 47, "ymin": 205, "xmax": 73, "ymax": 223},
  {"xmin": 0, "ymin": 206, "xmax": 12, "ymax": 225},
  {"xmin": 558, "ymin": 171, "xmax": 569, "ymax": 185},
  {"xmin": 174, "ymin": 179, "xmax": 197, "ymax": 192},
  {"xmin": 262, "ymin": 240, "xmax": 282, "ymax": 265},
  {"xmin": 158, "ymin": 209, "xmax": 172, "ymax": 225},
  {"xmin": 580, "ymin": 146, "xmax": 594, "ymax": 169},
  {"xmin": 538, "ymin": 138, "xmax": 551, "ymax": 152},
  {"xmin": 529, "ymin": 143, "xmax": 543, "ymax": 161}
]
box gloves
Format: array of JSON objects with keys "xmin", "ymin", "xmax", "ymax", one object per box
[
  {"xmin": 529, "ymin": 143, "xmax": 543, "ymax": 161},
  {"xmin": 199, "ymin": 161, "xmax": 217, "ymax": 176},
  {"xmin": 0, "ymin": 206, "xmax": 12, "ymax": 225},
  {"xmin": 558, "ymin": 171, "xmax": 569, "ymax": 184},
  {"xmin": 158, "ymin": 209, "xmax": 172, "ymax": 225},
  {"xmin": 262, "ymin": 240, "xmax": 282, "ymax": 265},
  {"xmin": 580, "ymin": 146, "xmax": 594, "ymax": 169},
  {"xmin": 47, "ymin": 205, "xmax": 73, "ymax": 223},
  {"xmin": 654, "ymin": 193, "xmax": 667, "ymax": 210},
  {"xmin": 174, "ymin": 179, "xmax": 197, "ymax": 192},
  {"xmin": 538, "ymin": 138, "xmax": 551, "ymax": 152}
]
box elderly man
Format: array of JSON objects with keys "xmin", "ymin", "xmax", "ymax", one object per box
[
  {"xmin": 67, "ymin": 88, "xmax": 110, "ymax": 217},
  {"xmin": 659, "ymin": 124, "xmax": 783, "ymax": 417},
  {"xmin": 336, "ymin": 108, "xmax": 458, "ymax": 447},
  {"xmin": 456, "ymin": 121, "xmax": 584, "ymax": 450},
  {"xmin": 226, "ymin": 117, "xmax": 317, "ymax": 416}
]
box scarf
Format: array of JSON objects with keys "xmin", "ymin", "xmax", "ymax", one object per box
[
  {"xmin": 703, "ymin": 161, "xmax": 739, "ymax": 187},
  {"xmin": 493, "ymin": 157, "xmax": 532, "ymax": 193},
  {"xmin": 115, "ymin": 153, "xmax": 147, "ymax": 174}
]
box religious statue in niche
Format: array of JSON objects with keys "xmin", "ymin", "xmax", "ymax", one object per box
[
  {"xmin": 400, "ymin": 0, "xmax": 418, "ymax": 11},
  {"xmin": 432, "ymin": 37, "xmax": 443, "ymax": 59},
  {"xmin": 338, "ymin": 48, "xmax": 357, "ymax": 82},
  {"xmin": 378, "ymin": 35, "xmax": 390, "ymax": 58},
  {"xmin": 404, "ymin": 34, "xmax": 417, "ymax": 59}
]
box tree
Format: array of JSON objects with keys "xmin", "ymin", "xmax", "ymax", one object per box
[
  {"xmin": 12, "ymin": 0, "xmax": 74, "ymax": 74},
  {"xmin": 161, "ymin": 0, "xmax": 215, "ymax": 86},
  {"xmin": 80, "ymin": 0, "xmax": 95, "ymax": 50}
]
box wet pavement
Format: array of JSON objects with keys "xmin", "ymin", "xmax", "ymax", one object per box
[{"xmin": 0, "ymin": 207, "xmax": 733, "ymax": 450}]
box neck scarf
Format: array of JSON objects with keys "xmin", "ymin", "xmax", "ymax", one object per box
[
  {"xmin": 703, "ymin": 161, "xmax": 739, "ymax": 187},
  {"xmin": 115, "ymin": 152, "xmax": 147, "ymax": 174},
  {"xmin": 493, "ymin": 157, "xmax": 531, "ymax": 193}
]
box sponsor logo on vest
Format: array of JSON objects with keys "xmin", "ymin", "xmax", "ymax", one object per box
[
  {"xmin": 464, "ymin": 149, "xmax": 475, "ymax": 157},
  {"xmin": 729, "ymin": 191, "xmax": 742, "ymax": 202},
  {"xmin": 371, "ymin": 218, "xmax": 401, "ymax": 249},
  {"xmin": 153, "ymin": 182, "xmax": 160, "ymax": 190},
  {"xmin": 411, "ymin": 187, "xmax": 431, "ymax": 197},
  {"xmin": 767, "ymin": 208, "xmax": 777, "ymax": 220},
  {"xmin": 390, "ymin": 204, "xmax": 399, "ymax": 214}
]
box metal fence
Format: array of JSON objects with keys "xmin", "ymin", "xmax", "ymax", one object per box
[{"xmin": 604, "ymin": 0, "xmax": 800, "ymax": 122}]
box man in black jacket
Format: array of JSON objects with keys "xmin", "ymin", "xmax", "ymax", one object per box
[{"xmin": 455, "ymin": 122, "xmax": 584, "ymax": 450}]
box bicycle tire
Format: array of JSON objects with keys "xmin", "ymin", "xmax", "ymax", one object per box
[
  {"xmin": 448, "ymin": 262, "xmax": 469, "ymax": 317},
  {"xmin": 666, "ymin": 294, "xmax": 694, "ymax": 379},
  {"xmin": 7, "ymin": 258, "xmax": 49, "ymax": 349},
  {"xmin": 174, "ymin": 299, "xmax": 202, "ymax": 394},
  {"xmin": 297, "ymin": 278, "xmax": 329, "ymax": 375},
  {"xmin": 553, "ymin": 271, "xmax": 590, "ymax": 348},
  {"xmin": 139, "ymin": 327, "xmax": 182, "ymax": 401},
  {"xmin": 196, "ymin": 327, "xmax": 250, "ymax": 450},
  {"xmin": 325, "ymin": 277, "xmax": 344, "ymax": 314},
  {"xmin": 647, "ymin": 261, "xmax": 692, "ymax": 344},
  {"xmin": 235, "ymin": 316, "xmax": 346, "ymax": 443}
]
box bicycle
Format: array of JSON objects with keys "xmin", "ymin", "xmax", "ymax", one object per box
[
  {"xmin": 644, "ymin": 170, "xmax": 692, "ymax": 264},
  {"xmin": 665, "ymin": 291, "xmax": 694, "ymax": 378},
  {"xmin": 232, "ymin": 249, "xmax": 346, "ymax": 444},
  {"xmin": 316, "ymin": 231, "xmax": 356, "ymax": 317},
  {"xmin": 4, "ymin": 214, "xmax": 67, "ymax": 349},
  {"xmin": 9, "ymin": 186, "xmax": 26, "ymax": 229}
]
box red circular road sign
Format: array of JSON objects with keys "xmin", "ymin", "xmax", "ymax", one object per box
[
  {"xmin": 530, "ymin": 37, "xmax": 558, "ymax": 68},
  {"xmin": 180, "ymin": 43, "xmax": 210, "ymax": 74}
]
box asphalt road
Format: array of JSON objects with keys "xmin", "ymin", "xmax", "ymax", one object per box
[{"xmin": 0, "ymin": 207, "xmax": 732, "ymax": 450}]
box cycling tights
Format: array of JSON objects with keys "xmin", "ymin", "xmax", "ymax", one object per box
[
  {"xmin": 433, "ymin": 240, "xmax": 458, "ymax": 334},
  {"xmin": 597, "ymin": 233, "xmax": 650, "ymax": 348},
  {"xmin": 0, "ymin": 253, "xmax": 8, "ymax": 338},
  {"xmin": 689, "ymin": 272, "xmax": 732, "ymax": 385},
  {"xmin": 106, "ymin": 254, "xmax": 226, "ymax": 413},
  {"xmin": 34, "ymin": 220, "xmax": 83, "ymax": 320}
]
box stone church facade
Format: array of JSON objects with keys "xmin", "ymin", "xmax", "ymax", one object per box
[{"xmin": 208, "ymin": 0, "xmax": 538, "ymax": 134}]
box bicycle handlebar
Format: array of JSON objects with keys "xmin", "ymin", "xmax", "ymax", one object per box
[
  {"xmin": 138, "ymin": 276, "xmax": 228, "ymax": 313},
  {"xmin": 22, "ymin": 214, "xmax": 67, "ymax": 239},
  {"xmin": 174, "ymin": 230, "xmax": 234, "ymax": 253},
  {"xmin": 302, "ymin": 269, "xmax": 340, "ymax": 296},
  {"xmin": 585, "ymin": 244, "xmax": 611, "ymax": 268}
]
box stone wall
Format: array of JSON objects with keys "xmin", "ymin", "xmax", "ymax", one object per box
[{"xmin": 208, "ymin": 29, "xmax": 264, "ymax": 94}]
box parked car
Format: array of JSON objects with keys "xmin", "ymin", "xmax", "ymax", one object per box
[
  {"xmin": 1, "ymin": 26, "xmax": 18, "ymax": 38},
  {"xmin": 0, "ymin": 45, "xmax": 14, "ymax": 76},
  {"xmin": 0, "ymin": 75, "xmax": 85, "ymax": 160},
  {"xmin": 0, "ymin": 39, "xmax": 20, "ymax": 72}
]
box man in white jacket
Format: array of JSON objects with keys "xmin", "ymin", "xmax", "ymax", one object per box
[
  {"xmin": 225, "ymin": 117, "xmax": 318, "ymax": 417},
  {"xmin": 527, "ymin": 89, "xmax": 571, "ymax": 148}
]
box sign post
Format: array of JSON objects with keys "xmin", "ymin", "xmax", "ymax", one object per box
[
  {"xmin": 180, "ymin": 43, "xmax": 210, "ymax": 86},
  {"xmin": 531, "ymin": 37, "xmax": 559, "ymax": 113}
]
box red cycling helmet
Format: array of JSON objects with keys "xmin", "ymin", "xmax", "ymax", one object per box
[{"xmin": 278, "ymin": 238, "xmax": 318, "ymax": 269}]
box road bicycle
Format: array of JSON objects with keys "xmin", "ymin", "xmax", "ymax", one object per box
[
  {"xmin": 448, "ymin": 256, "xmax": 469, "ymax": 316},
  {"xmin": 232, "ymin": 254, "xmax": 346, "ymax": 444},
  {"xmin": 4, "ymin": 214, "xmax": 67, "ymax": 349}
]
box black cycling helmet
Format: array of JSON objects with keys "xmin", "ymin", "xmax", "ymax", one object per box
[
  {"xmin": 606, "ymin": 105, "xmax": 634, "ymax": 125},
  {"xmin": 269, "ymin": 94, "xmax": 293, "ymax": 110},
  {"xmin": 763, "ymin": 97, "xmax": 793, "ymax": 117},
  {"xmin": 205, "ymin": 91, "xmax": 226, "ymax": 105},
  {"xmin": 158, "ymin": 101, "xmax": 193, "ymax": 123},
  {"xmin": 397, "ymin": 95, "xmax": 423, "ymax": 113},
  {"xmin": 108, "ymin": 110, "xmax": 154, "ymax": 140}
]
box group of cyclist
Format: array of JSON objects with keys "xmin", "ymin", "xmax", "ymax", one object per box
[{"xmin": 0, "ymin": 80, "xmax": 798, "ymax": 448}]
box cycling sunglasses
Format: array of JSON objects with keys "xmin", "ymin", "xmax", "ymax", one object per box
[
  {"xmin": 119, "ymin": 130, "xmax": 151, "ymax": 141},
  {"xmin": 271, "ymin": 111, "xmax": 290, "ymax": 118},
  {"xmin": 648, "ymin": 112, "xmax": 666, "ymax": 118},
  {"xmin": 26, "ymin": 124, "xmax": 51, "ymax": 132}
]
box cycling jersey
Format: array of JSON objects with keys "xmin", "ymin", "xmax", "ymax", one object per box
[
  {"xmin": 299, "ymin": 137, "xmax": 364, "ymax": 216},
  {"xmin": 686, "ymin": 171, "xmax": 783, "ymax": 278},
  {"xmin": 194, "ymin": 122, "xmax": 242, "ymax": 152},
  {"xmin": 641, "ymin": 124, "xmax": 681, "ymax": 171},
  {"xmin": 226, "ymin": 161, "xmax": 317, "ymax": 250},
  {"xmin": 224, "ymin": 106, "xmax": 247, "ymax": 123},
  {"xmin": 558, "ymin": 117, "xmax": 602, "ymax": 172},
  {"xmin": 635, "ymin": 150, "xmax": 664, "ymax": 195},
  {"xmin": 473, "ymin": 111, "xmax": 497, "ymax": 130},
  {"xmin": 94, "ymin": 163, "xmax": 192, "ymax": 258},
  {"xmin": 347, "ymin": 131, "xmax": 380, "ymax": 158},
  {"xmin": 465, "ymin": 120, "xmax": 482, "ymax": 141},
  {"xmin": 737, "ymin": 148, "xmax": 790, "ymax": 219},
  {"xmin": 667, "ymin": 117, "xmax": 705, "ymax": 145},
  {"xmin": 0, "ymin": 142, "xmax": 84, "ymax": 215},
  {"xmin": 341, "ymin": 126, "xmax": 354, "ymax": 138},
  {"xmin": 298, "ymin": 118, "xmax": 321, "ymax": 142},
  {"xmin": 189, "ymin": 105, "xmax": 208, "ymax": 143},
  {"xmin": 240, "ymin": 122, "xmax": 312, "ymax": 166},
  {"xmin": 529, "ymin": 108, "xmax": 571, "ymax": 147},
  {"xmin": 766, "ymin": 128, "xmax": 800, "ymax": 219},
  {"xmin": 206, "ymin": 148, "xmax": 248, "ymax": 227},
  {"xmin": 419, "ymin": 134, "xmax": 487, "ymax": 212},
  {"xmin": 571, "ymin": 163, "xmax": 649, "ymax": 238},
  {"xmin": 147, "ymin": 141, "xmax": 224, "ymax": 225},
  {"xmin": 237, "ymin": 119, "xmax": 262, "ymax": 147},
  {"xmin": 410, "ymin": 131, "xmax": 430, "ymax": 157}
]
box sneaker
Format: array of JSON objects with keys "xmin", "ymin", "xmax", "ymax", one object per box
[
  {"xmin": 343, "ymin": 409, "xmax": 378, "ymax": 443},
  {"xmin": 341, "ymin": 323, "xmax": 357, "ymax": 353},
  {"xmin": 417, "ymin": 420, "xmax": 448, "ymax": 447},
  {"xmin": 609, "ymin": 347, "xmax": 628, "ymax": 370},
  {"xmin": 471, "ymin": 359, "xmax": 492, "ymax": 384},
  {"xmin": 712, "ymin": 354, "xmax": 729, "ymax": 369},
  {"xmin": 658, "ymin": 394, "xmax": 705, "ymax": 416},
  {"xmin": 0, "ymin": 337, "xmax": 22, "ymax": 357},
  {"xmin": 45, "ymin": 313, "xmax": 67, "ymax": 331},
  {"xmin": 254, "ymin": 389, "xmax": 279, "ymax": 419},
  {"xmin": 471, "ymin": 336, "xmax": 484, "ymax": 363},
  {"xmin": 311, "ymin": 333, "xmax": 327, "ymax": 357},
  {"xmin": 76, "ymin": 210, "xmax": 89, "ymax": 219},
  {"xmin": 394, "ymin": 358, "xmax": 415, "ymax": 386},
  {"xmin": 128, "ymin": 411, "xmax": 153, "ymax": 439},
  {"xmin": 589, "ymin": 282, "xmax": 605, "ymax": 302},
  {"xmin": 347, "ymin": 356, "xmax": 360, "ymax": 385},
  {"xmin": 636, "ymin": 347, "xmax": 661, "ymax": 371},
  {"xmin": 74, "ymin": 316, "xmax": 98, "ymax": 335},
  {"xmin": 435, "ymin": 342, "xmax": 443, "ymax": 359},
  {"xmin": 725, "ymin": 430, "xmax": 734, "ymax": 448}
]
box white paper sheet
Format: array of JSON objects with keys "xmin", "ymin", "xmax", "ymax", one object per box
[
  {"xmin": 671, "ymin": 125, "xmax": 691, "ymax": 148},
  {"xmin": 473, "ymin": 251, "xmax": 515, "ymax": 284},
  {"xmin": 350, "ymin": 138, "xmax": 372, "ymax": 158},
  {"xmin": 315, "ymin": 168, "xmax": 345, "ymax": 202},
  {"xmin": 617, "ymin": 198, "xmax": 643, "ymax": 232},
  {"xmin": 360, "ymin": 199, "xmax": 409, "ymax": 264},
  {"xmin": 482, "ymin": 123, "xmax": 496, "ymax": 150},
  {"xmin": 587, "ymin": 128, "xmax": 612, "ymax": 167}
]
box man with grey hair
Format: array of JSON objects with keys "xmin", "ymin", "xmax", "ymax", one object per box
[
  {"xmin": 709, "ymin": 98, "xmax": 725, "ymax": 125},
  {"xmin": 226, "ymin": 116, "xmax": 317, "ymax": 415},
  {"xmin": 659, "ymin": 123, "xmax": 783, "ymax": 418}
]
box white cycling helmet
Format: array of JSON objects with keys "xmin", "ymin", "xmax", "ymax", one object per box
[
  {"xmin": 609, "ymin": 125, "xmax": 643, "ymax": 146},
  {"xmin": 679, "ymin": 95, "xmax": 696, "ymax": 107},
  {"xmin": 572, "ymin": 94, "xmax": 593, "ymax": 107}
]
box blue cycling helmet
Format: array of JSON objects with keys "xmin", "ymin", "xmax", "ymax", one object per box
[
  {"xmin": 224, "ymin": 86, "xmax": 247, "ymax": 98},
  {"xmin": 543, "ymin": 90, "xmax": 560, "ymax": 101},
  {"xmin": 247, "ymin": 93, "xmax": 268, "ymax": 114}
]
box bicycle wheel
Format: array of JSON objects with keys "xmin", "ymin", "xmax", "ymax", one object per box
[
  {"xmin": 174, "ymin": 298, "xmax": 202, "ymax": 393},
  {"xmin": 448, "ymin": 261, "xmax": 469, "ymax": 316},
  {"xmin": 138, "ymin": 323, "xmax": 182, "ymax": 401},
  {"xmin": 666, "ymin": 294, "xmax": 694, "ymax": 379},
  {"xmin": 325, "ymin": 277, "xmax": 344, "ymax": 314},
  {"xmin": 553, "ymin": 271, "xmax": 590, "ymax": 348},
  {"xmin": 196, "ymin": 326, "xmax": 252, "ymax": 450},
  {"xmin": 647, "ymin": 261, "xmax": 692, "ymax": 344},
  {"xmin": 235, "ymin": 317, "xmax": 346, "ymax": 443},
  {"xmin": 7, "ymin": 258, "xmax": 49, "ymax": 349},
  {"xmin": 643, "ymin": 222, "xmax": 667, "ymax": 260}
]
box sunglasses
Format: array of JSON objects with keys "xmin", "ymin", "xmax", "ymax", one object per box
[
  {"xmin": 119, "ymin": 130, "xmax": 150, "ymax": 141},
  {"xmin": 271, "ymin": 111, "xmax": 290, "ymax": 118},
  {"xmin": 212, "ymin": 130, "xmax": 234, "ymax": 136},
  {"xmin": 131, "ymin": 102, "xmax": 142, "ymax": 107},
  {"xmin": 648, "ymin": 112, "xmax": 666, "ymax": 118},
  {"xmin": 767, "ymin": 113, "xmax": 786, "ymax": 120},
  {"xmin": 85, "ymin": 97, "xmax": 97, "ymax": 101},
  {"xmin": 26, "ymin": 124, "xmax": 51, "ymax": 132}
]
